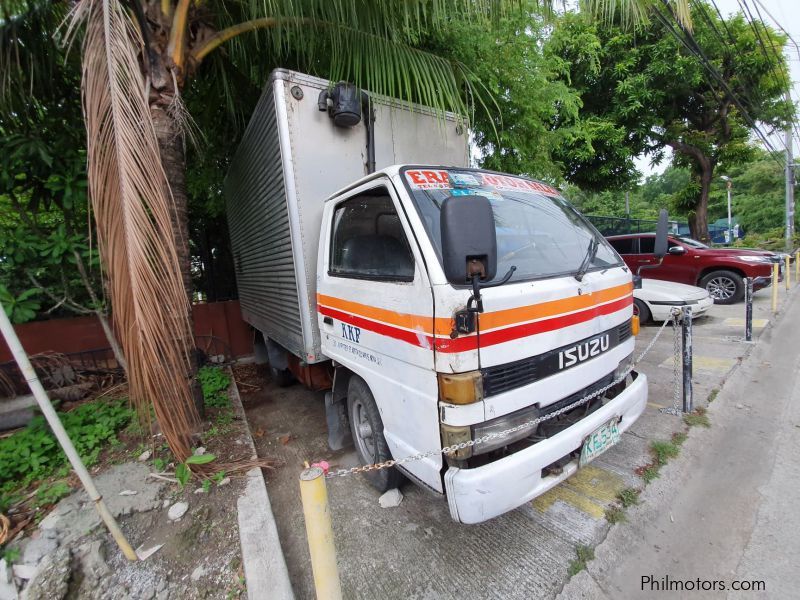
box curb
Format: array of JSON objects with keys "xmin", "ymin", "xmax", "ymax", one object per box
[{"xmin": 228, "ymin": 370, "xmax": 295, "ymax": 600}]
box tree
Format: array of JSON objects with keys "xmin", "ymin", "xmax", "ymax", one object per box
[
  {"xmin": 1, "ymin": 0, "xmax": 692, "ymax": 460},
  {"xmin": 548, "ymin": 3, "xmax": 794, "ymax": 240}
]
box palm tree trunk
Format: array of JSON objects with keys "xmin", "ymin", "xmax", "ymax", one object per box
[
  {"xmin": 150, "ymin": 104, "xmax": 205, "ymax": 416},
  {"xmin": 151, "ymin": 106, "xmax": 193, "ymax": 303}
]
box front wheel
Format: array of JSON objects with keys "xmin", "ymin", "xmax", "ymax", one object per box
[
  {"xmin": 633, "ymin": 298, "xmax": 651, "ymax": 324},
  {"xmin": 347, "ymin": 376, "xmax": 403, "ymax": 492},
  {"xmin": 700, "ymin": 270, "xmax": 744, "ymax": 304}
]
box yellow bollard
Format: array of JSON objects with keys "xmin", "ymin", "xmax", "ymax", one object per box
[
  {"xmin": 772, "ymin": 263, "xmax": 779, "ymax": 313},
  {"xmin": 795, "ymin": 251, "xmax": 799, "ymax": 283},
  {"xmin": 786, "ymin": 255, "xmax": 791, "ymax": 290},
  {"xmin": 299, "ymin": 466, "xmax": 343, "ymax": 600}
]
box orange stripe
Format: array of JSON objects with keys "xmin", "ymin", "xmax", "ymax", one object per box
[
  {"xmin": 317, "ymin": 281, "xmax": 633, "ymax": 337},
  {"xmin": 317, "ymin": 294, "xmax": 443, "ymax": 334},
  {"xmin": 478, "ymin": 282, "xmax": 633, "ymax": 331}
]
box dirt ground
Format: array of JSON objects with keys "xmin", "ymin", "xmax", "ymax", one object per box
[{"xmin": 3, "ymin": 373, "xmax": 255, "ymax": 600}]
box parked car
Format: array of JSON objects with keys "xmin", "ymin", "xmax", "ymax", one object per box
[
  {"xmin": 607, "ymin": 233, "xmax": 776, "ymax": 304},
  {"xmin": 633, "ymin": 279, "xmax": 713, "ymax": 323}
]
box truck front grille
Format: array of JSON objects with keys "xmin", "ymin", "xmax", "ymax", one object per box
[{"xmin": 482, "ymin": 321, "xmax": 632, "ymax": 397}]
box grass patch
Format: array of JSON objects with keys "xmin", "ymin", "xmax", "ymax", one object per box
[
  {"xmin": 617, "ymin": 487, "xmax": 640, "ymax": 508},
  {"xmin": 707, "ymin": 388, "xmax": 720, "ymax": 403},
  {"xmin": 671, "ymin": 431, "xmax": 688, "ymax": 446},
  {"xmin": 651, "ymin": 440, "xmax": 680, "ymax": 466},
  {"xmin": 605, "ymin": 505, "xmax": 626, "ymax": 524},
  {"xmin": 198, "ymin": 366, "xmax": 232, "ymax": 409},
  {"xmin": 641, "ymin": 464, "xmax": 661, "ymax": 483},
  {"xmin": 683, "ymin": 407, "xmax": 710, "ymax": 428},
  {"xmin": 567, "ymin": 545, "xmax": 595, "ymax": 577}
]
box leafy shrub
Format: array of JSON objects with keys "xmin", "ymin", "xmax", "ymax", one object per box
[
  {"xmin": 197, "ymin": 366, "xmax": 231, "ymax": 409},
  {"xmin": 0, "ymin": 398, "xmax": 133, "ymax": 493}
]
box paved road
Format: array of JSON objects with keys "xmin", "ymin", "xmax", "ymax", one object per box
[
  {"xmin": 242, "ymin": 285, "xmax": 794, "ymax": 600},
  {"xmin": 558, "ymin": 286, "xmax": 800, "ymax": 600}
]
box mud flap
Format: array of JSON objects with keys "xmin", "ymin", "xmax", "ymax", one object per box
[{"xmin": 325, "ymin": 391, "xmax": 351, "ymax": 451}]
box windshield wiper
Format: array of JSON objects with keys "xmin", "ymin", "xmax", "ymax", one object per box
[{"xmin": 574, "ymin": 237, "xmax": 599, "ymax": 282}]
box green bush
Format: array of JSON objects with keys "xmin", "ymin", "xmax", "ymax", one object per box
[
  {"xmin": 0, "ymin": 398, "xmax": 133, "ymax": 494},
  {"xmin": 197, "ymin": 366, "xmax": 231, "ymax": 409}
]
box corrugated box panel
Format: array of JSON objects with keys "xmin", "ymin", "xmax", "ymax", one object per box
[{"xmin": 225, "ymin": 84, "xmax": 304, "ymax": 356}]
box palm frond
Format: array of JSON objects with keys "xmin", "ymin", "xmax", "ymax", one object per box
[
  {"xmin": 0, "ymin": 0, "xmax": 71, "ymax": 116},
  {"xmin": 67, "ymin": 0, "xmax": 198, "ymax": 460},
  {"xmin": 580, "ymin": 0, "xmax": 692, "ymax": 30}
]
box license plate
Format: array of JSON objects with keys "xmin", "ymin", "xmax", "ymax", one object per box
[{"xmin": 579, "ymin": 418, "xmax": 621, "ymax": 466}]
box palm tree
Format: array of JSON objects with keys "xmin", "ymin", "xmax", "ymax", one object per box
[{"xmin": 1, "ymin": 0, "xmax": 689, "ymax": 461}]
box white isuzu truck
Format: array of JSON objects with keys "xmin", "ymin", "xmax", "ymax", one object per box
[{"xmin": 226, "ymin": 69, "xmax": 662, "ymax": 524}]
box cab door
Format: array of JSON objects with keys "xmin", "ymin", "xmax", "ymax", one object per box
[{"xmin": 316, "ymin": 179, "xmax": 443, "ymax": 491}]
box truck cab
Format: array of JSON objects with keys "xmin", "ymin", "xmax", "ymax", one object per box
[{"xmin": 316, "ymin": 166, "xmax": 647, "ymax": 523}]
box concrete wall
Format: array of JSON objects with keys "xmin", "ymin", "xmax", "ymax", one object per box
[{"xmin": 0, "ymin": 301, "xmax": 254, "ymax": 363}]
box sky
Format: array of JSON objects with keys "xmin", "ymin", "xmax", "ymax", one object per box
[{"xmin": 635, "ymin": 0, "xmax": 799, "ymax": 178}]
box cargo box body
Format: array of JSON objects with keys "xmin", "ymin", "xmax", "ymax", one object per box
[{"xmin": 225, "ymin": 69, "xmax": 468, "ymax": 363}]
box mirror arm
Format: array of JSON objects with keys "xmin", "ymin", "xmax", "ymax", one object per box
[
  {"xmin": 636, "ymin": 258, "xmax": 664, "ymax": 276},
  {"xmin": 466, "ymin": 266, "xmax": 516, "ymax": 314}
]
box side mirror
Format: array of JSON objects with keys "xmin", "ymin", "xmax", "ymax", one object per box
[
  {"xmin": 668, "ymin": 245, "xmax": 686, "ymax": 256},
  {"xmin": 440, "ymin": 195, "xmax": 497, "ymax": 285},
  {"xmin": 654, "ymin": 209, "xmax": 669, "ymax": 259},
  {"xmin": 633, "ymin": 275, "xmax": 643, "ymax": 289}
]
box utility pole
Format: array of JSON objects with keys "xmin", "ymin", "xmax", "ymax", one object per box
[
  {"xmin": 786, "ymin": 127, "xmax": 796, "ymax": 251},
  {"xmin": 625, "ymin": 190, "xmax": 630, "ymax": 218}
]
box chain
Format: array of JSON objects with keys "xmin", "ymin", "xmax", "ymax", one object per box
[
  {"xmin": 326, "ymin": 315, "xmax": 679, "ymax": 478},
  {"xmin": 660, "ymin": 308, "xmax": 684, "ymax": 416}
]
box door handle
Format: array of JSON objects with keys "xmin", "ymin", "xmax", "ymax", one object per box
[{"xmin": 323, "ymin": 316, "xmax": 333, "ymax": 326}]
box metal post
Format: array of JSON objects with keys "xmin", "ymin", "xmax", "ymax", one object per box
[
  {"xmin": 681, "ymin": 306, "xmax": 693, "ymax": 413},
  {"xmin": 786, "ymin": 125, "xmax": 795, "ymax": 252},
  {"xmin": 772, "ymin": 263, "xmax": 779, "ymax": 313},
  {"xmin": 300, "ymin": 466, "xmax": 342, "ymax": 600},
  {"xmin": 726, "ymin": 181, "xmax": 733, "ymax": 244},
  {"xmin": 0, "ymin": 302, "xmax": 137, "ymax": 561},
  {"xmin": 786, "ymin": 255, "xmax": 791, "ymax": 290},
  {"xmin": 796, "ymin": 250, "xmax": 799, "ymax": 283},
  {"xmin": 745, "ymin": 278, "xmax": 753, "ymax": 342}
]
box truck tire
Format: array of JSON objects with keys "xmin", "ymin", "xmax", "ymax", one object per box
[
  {"xmin": 269, "ymin": 366, "xmax": 294, "ymax": 387},
  {"xmin": 700, "ymin": 270, "xmax": 744, "ymax": 304},
  {"xmin": 633, "ymin": 298, "xmax": 651, "ymax": 324},
  {"xmin": 347, "ymin": 376, "xmax": 403, "ymax": 492}
]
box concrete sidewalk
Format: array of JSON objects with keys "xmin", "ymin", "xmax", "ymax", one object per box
[{"xmin": 559, "ymin": 291, "xmax": 800, "ymax": 599}]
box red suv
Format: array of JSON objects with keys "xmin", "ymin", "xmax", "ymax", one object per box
[{"xmin": 606, "ymin": 234, "xmax": 777, "ymax": 304}]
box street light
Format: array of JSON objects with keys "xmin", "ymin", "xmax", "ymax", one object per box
[{"xmin": 720, "ymin": 175, "xmax": 733, "ymax": 244}]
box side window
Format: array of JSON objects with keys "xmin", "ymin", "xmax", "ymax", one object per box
[
  {"xmin": 638, "ymin": 237, "xmax": 655, "ymax": 254},
  {"xmin": 329, "ymin": 188, "xmax": 415, "ymax": 281},
  {"xmin": 609, "ymin": 238, "xmax": 634, "ymax": 255}
]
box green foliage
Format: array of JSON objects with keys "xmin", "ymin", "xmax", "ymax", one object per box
[
  {"xmin": 185, "ymin": 453, "xmax": 216, "ymax": 466},
  {"xmin": 0, "ymin": 284, "xmax": 40, "ymax": 323},
  {"xmin": 684, "ymin": 409, "xmax": 711, "ymax": 428},
  {"xmin": 0, "ymin": 398, "xmax": 133, "ymax": 493},
  {"xmin": 423, "ymin": 3, "xmax": 586, "ymax": 183},
  {"xmin": 198, "ymin": 366, "xmax": 231, "ymax": 409},
  {"xmin": 568, "ymin": 545, "xmax": 595, "ymax": 576},
  {"xmin": 651, "ymin": 440, "xmax": 680, "ymax": 466},
  {"xmin": 175, "ymin": 463, "xmax": 191, "ymax": 489},
  {"xmin": 549, "ymin": 4, "xmax": 794, "ymax": 237},
  {"xmin": 605, "ymin": 505, "xmax": 626, "ymax": 524},
  {"xmin": 153, "ymin": 457, "xmax": 166, "ymax": 472},
  {"xmin": 1, "ymin": 547, "xmax": 21, "ymax": 564},
  {"xmin": 36, "ymin": 481, "xmax": 72, "ymax": 506},
  {"xmin": 202, "ymin": 479, "xmax": 212, "ymax": 493},
  {"xmin": 617, "ymin": 487, "xmax": 640, "ymax": 508},
  {"xmin": 212, "ymin": 470, "xmax": 227, "ymax": 485}
]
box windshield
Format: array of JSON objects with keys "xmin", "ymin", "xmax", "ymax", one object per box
[
  {"xmin": 676, "ymin": 236, "xmax": 709, "ymax": 249},
  {"xmin": 401, "ymin": 168, "xmax": 622, "ymax": 283}
]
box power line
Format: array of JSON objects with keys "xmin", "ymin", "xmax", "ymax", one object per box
[{"xmin": 655, "ymin": 2, "xmax": 785, "ymax": 162}]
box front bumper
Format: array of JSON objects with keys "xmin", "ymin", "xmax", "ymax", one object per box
[
  {"xmin": 444, "ymin": 371, "xmax": 648, "ymax": 524},
  {"xmin": 752, "ymin": 275, "xmax": 773, "ymax": 290}
]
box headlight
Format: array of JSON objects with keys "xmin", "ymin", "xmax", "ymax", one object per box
[
  {"xmin": 471, "ymin": 405, "xmax": 539, "ymax": 456},
  {"xmin": 737, "ymin": 255, "xmax": 771, "ymax": 263},
  {"xmin": 613, "ymin": 352, "xmax": 634, "ymax": 381}
]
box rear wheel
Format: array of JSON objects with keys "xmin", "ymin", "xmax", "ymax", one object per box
[
  {"xmin": 700, "ymin": 270, "xmax": 744, "ymax": 304},
  {"xmin": 633, "ymin": 298, "xmax": 651, "ymax": 324},
  {"xmin": 347, "ymin": 376, "xmax": 402, "ymax": 492}
]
